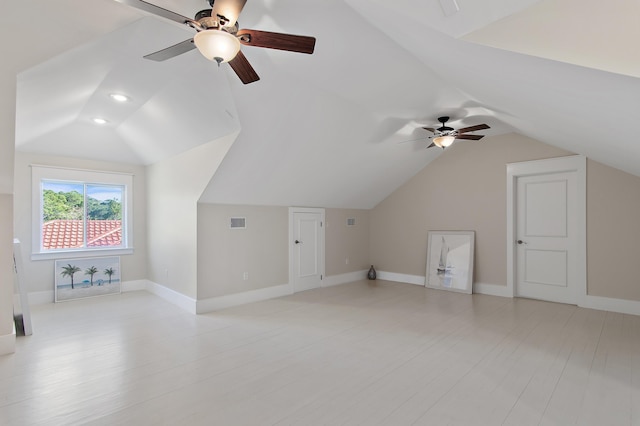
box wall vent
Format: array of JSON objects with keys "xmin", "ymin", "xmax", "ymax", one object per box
[
  {"xmin": 230, "ymin": 217, "xmax": 246, "ymax": 229},
  {"xmin": 347, "ymin": 218, "xmax": 356, "ymax": 227}
]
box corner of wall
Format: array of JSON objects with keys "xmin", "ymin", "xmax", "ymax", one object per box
[{"xmin": 0, "ymin": 326, "xmax": 16, "ymax": 356}]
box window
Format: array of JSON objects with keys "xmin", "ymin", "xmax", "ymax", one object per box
[{"xmin": 32, "ymin": 165, "xmax": 133, "ymax": 260}]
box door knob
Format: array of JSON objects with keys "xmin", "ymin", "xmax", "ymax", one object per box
[
  {"xmin": 295, "ymin": 240, "xmax": 300, "ymax": 244},
  {"xmin": 517, "ymin": 240, "xmax": 527, "ymax": 245}
]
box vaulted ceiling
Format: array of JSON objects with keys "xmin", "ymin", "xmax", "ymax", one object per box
[{"xmin": 9, "ymin": 0, "xmax": 640, "ymax": 209}]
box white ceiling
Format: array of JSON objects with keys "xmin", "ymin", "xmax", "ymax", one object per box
[{"xmin": 10, "ymin": 0, "xmax": 640, "ymax": 209}]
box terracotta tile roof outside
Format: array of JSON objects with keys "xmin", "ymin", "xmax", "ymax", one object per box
[{"xmin": 42, "ymin": 220, "xmax": 122, "ymax": 249}]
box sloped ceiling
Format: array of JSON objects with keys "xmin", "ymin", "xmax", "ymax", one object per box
[{"xmin": 10, "ymin": 0, "xmax": 640, "ymax": 209}]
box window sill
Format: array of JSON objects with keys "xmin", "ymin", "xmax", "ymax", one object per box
[{"xmin": 31, "ymin": 248, "xmax": 134, "ymax": 261}]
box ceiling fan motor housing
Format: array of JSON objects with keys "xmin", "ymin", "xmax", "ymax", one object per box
[
  {"xmin": 194, "ymin": 9, "xmax": 236, "ymax": 30},
  {"xmin": 437, "ymin": 116, "xmax": 454, "ymax": 133},
  {"xmin": 194, "ymin": 9, "xmax": 212, "ymax": 21}
]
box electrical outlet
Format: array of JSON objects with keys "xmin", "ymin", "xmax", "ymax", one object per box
[
  {"xmin": 345, "ymin": 257, "xmax": 349, "ymax": 265},
  {"xmin": 243, "ymin": 272, "xmax": 249, "ymax": 280}
]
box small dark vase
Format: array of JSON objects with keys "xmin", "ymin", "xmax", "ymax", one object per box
[{"xmin": 367, "ymin": 265, "xmax": 377, "ymax": 280}]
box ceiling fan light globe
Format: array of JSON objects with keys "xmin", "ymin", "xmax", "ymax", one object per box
[
  {"xmin": 194, "ymin": 30, "xmax": 241, "ymax": 63},
  {"xmin": 433, "ymin": 135, "xmax": 455, "ymax": 148}
]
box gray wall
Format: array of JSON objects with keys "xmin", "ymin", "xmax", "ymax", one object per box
[
  {"xmin": 370, "ymin": 133, "xmax": 571, "ymax": 285},
  {"xmin": 587, "ymin": 159, "xmax": 640, "ymax": 300},
  {"xmin": 146, "ymin": 134, "xmax": 235, "ymax": 299},
  {"xmin": 196, "ymin": 205, "xmax": 371, "ymax": 300},
  {"xmin": 370, "ymin": 132, "xmax": 640, "ymax": 302},
  {"xmin": 197, "ymin": 204, "xmax": 289, "ymax": 299},
  {"xmin": 325, "ymin": 208, "xmax": 370, "ymax": 276}
]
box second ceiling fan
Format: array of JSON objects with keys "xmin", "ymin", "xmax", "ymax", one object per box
[
  {"xmin": 423, "ymin": 116, "xmax": 490, "ymax": 149},
  {"xmin": 115, "ymin": 0, "xmax": 316, "ymax": 84}
]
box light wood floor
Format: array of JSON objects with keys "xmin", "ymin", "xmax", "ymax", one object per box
[{"xmin": 1, "ymin": 280, "xmax": 639, "ymax": 425}]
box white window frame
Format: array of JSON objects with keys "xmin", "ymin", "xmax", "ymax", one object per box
[{"xmin": 31, "ymin": 165, "xmax": 134, "ymax": 260}]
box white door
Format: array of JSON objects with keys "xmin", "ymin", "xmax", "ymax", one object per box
[
  {"xmin": 516, "ymin": 171, "xmax": 578, "ymax": 304},
  {"xmin": 291, "ymin": 209, "xmax": 324, "ymax": 292}
]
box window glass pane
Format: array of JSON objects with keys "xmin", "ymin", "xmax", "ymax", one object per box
[
  {"xmin": 86, "ymin": 185, "xmax": 123, "ymax": 248},
  {"xmin": 42, "ymin": 181, "xmax": 84, "ymax": 250},
  {"xmin": 32, "ymin": 166, "xmax": 133, "ymax": 258},
  {"xmin": 41, "ymin": 181, "xmax": 124, "ymax": 250}
]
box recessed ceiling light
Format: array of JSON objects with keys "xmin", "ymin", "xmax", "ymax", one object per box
[
  {"xmin": 109, "ymin": 93, "xmax": 129, "ymax": 102},
  {"xmin": 93, "ymin": 118, "xmax": 108, "ymax": 125}
]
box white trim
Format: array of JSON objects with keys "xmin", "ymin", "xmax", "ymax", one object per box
[
  {"xmin": 145, "ymin": 281, "xmax": 197, "ymax": 314},
  {"xmin": 22, "ymin": 280, "xmax": 160, "ymax": 306},
  {"xmin": 30, "ymin": 165, "xmax": 134, "ymax": 259},
  {"xmin": 376, "ymin": 272, "xmax": 513, "ymax": 298},
  {"xmin": 506, "ymin": 155, "xmax": 587, "ymax": 304},
  {"xmin": 288, "ymin": 207, "xmax": 325, "ymax": 293},
  {"xmin": 30, "ymin": 164, "xmax": 133, "ymax": 176},
  {"xmin": 580, "ymin": 295, "xmax": 640, "ymax": 316},
  {"xmin": 323, "ymin": 270, "xmax": 367, "ymax": 287},
  {"xmin": 18, "ymin": 279, "xmax": 640, "ymax": 317},
  {"xmin": 13, "ymin": 239, "xmax": 32, "ymax": 335},
  {"xmin": 26, "ymin": 279, "xmax": 194, "ymax": 313},
  {"xmin": 0, "ymin": 329, "xmax": 16, "ymax": 356},
  {"xmin": 196, "ymin": 283, "xmax": 293, "ymax": 314},
  {"xmin": 376, "ymin": 270, "xmax": 425, "ymax": 286},
  {"xmin": 32, "ymin": 248, "xmax": 134, "ymax": 261},
  {"xmin": 473, "ymin": 282, "xmax": 512, "ymax": 298}
]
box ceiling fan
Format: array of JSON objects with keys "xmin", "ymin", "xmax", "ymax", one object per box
[
  {"xmin": 423, "ymin": 116, "xmax": 490, "ymax": 149},
  {"xmin": 115, "ymin": 0, "xmax": 316, "ymax": 84}
]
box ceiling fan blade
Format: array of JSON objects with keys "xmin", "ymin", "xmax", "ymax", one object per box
[
  {"xmin": 211, "ymin": 0, "xmax": 247, "ymax": 27},
  {"xmin": 397, "ymin": 137, "xmax": 426, "ymax": 145},
  {"xmin": 237, "ymin": 29, "xmax": 316, "ymax": 54},
  {"xmin": 228, "ymin": 51, "xmax": 260, "ymax": 84},
  {"xmin": 143, "ymin": 39, "xmax": 195, "ymax": 61},
  {"xmin": 457, "ymin": 123, "xmax": 490, "ymax": 133},
  {"xmin": 456, "ymin": 134, "xmax": 484, "ymax": 140},
  {"xmin": 422, "ymin": 127, "xmax": 436, "ymax": 133},
  {"xmin": 426, "ymin": 142, "xmax": 438, "ymax": 149},
  {"xmin": 113, "ymin": 0, "xmax": 194, "ymax": 25}
]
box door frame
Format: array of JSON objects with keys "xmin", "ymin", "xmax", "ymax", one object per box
[
  {"xmin": 506, "ymin": 155, "xmax": 586, "ymax": 304},
  {"xmin": 288, "ymin": 207, "xmax": 325, "ymax": 293}
]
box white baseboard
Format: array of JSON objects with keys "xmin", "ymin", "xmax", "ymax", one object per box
[
  {"xmin": 145, "ymin": 281, "xmax": 197, "ymax": 314},
  {"xmin": 23, "ymin": 280, "xmax": 151, "ymax": 306},
  {"xmin": 474, "ymin": 282, "xmax": 512, "ymax": 298},
  {"xmin": 376, "ymin": 271, "xmax": 425, "ymax": 286},
  {"xmin": 0, "ymin": 328, "xmax": 16, "ymax": 356},
  {"xmin": 19, "ymin": 277, "xmax": 640, "ymax": 318},
  {"xmin": 323, "ymin": 270, "xmax": 367, "ymax": 287},
  {"xmin": 196, "ymin": 283, "xmax": 293, "ymax": 314},
  {"xmin": 376, "ymin": 272, "xmax": 513, "ymax": 299},
  {"xmin": 580, "ymin": 295, "xmax": 640, "ymax": 316}
]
